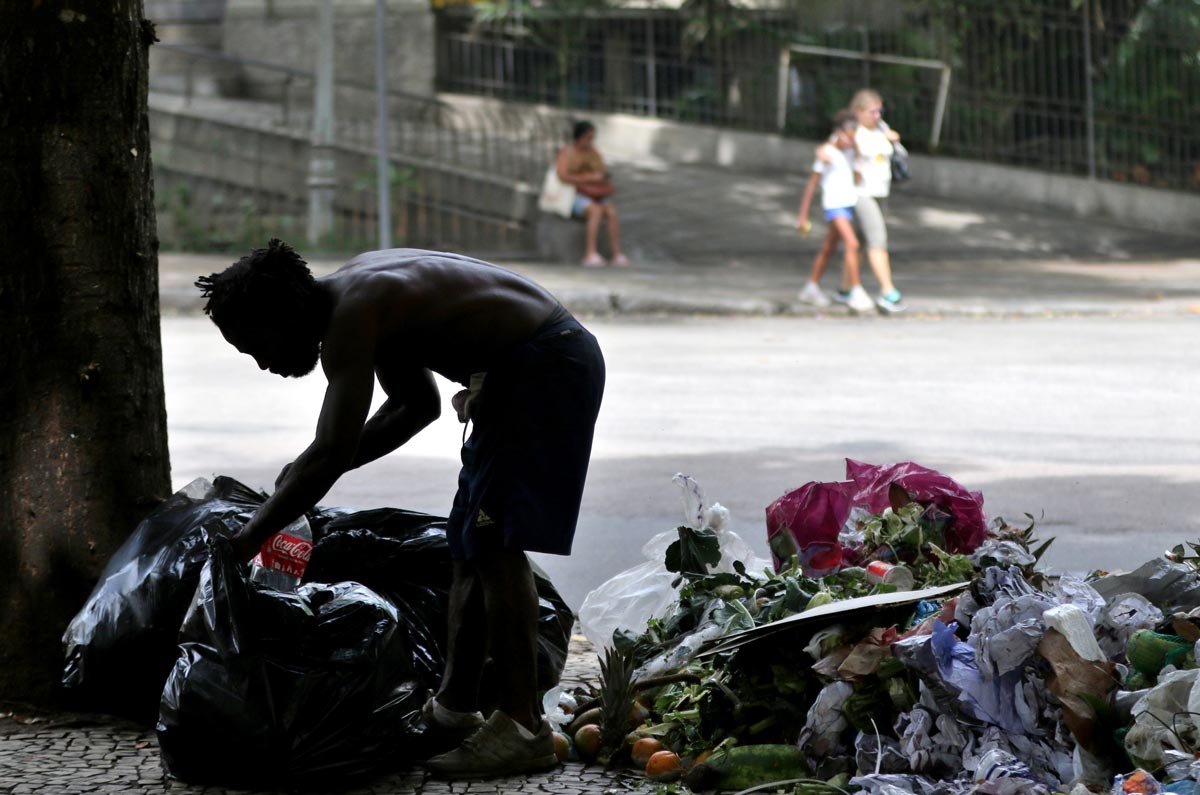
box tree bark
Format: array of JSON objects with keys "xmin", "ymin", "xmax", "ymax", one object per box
[{"xmin": 0, "ymin": 1, "xmax": 171, "ymax": 704}]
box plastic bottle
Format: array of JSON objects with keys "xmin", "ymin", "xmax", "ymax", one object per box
[{"xmin": 249, "ymin": 514, "xmax": 313, "ymax": 591}]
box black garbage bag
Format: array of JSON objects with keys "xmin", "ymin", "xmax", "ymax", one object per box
[
  {"xmin": 306, "ymin": 508, "xmax": 576, "ymax": 698},
  {"xmin": 157, "ymin": 531, "xmax": 425, "ymax": 787},
  {"xmin": 63, "ymin": 473, "xmax": 575, "ymax": 752},
  {"xmin": 61, "ymin": 476, "xmax": 272, "ymax": 720}
]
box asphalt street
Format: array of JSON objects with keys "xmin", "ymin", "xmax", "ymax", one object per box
[
  {"xmin": 160, "ymin": 155, "xmax": 1200, "ymax": 619},
  {"xmin": 165, "ymin": 313, "xmax": 1200, "ymax": 614}
]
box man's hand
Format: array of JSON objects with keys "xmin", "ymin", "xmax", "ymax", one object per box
[
  {"xmin": 451, "ymin": 389, "xmax": 471, "ymax": 423},
  {"xmin": 796, "ymin": 215, "xmax": 812, "ymax": 237}
]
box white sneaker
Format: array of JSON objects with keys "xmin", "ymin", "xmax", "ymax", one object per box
[
  {"xmin": 798, "ymin": 281, "xmax": 831, "ymax": 307},
  {"xmin": 875, "ymin": 289, "xmax": 905, "ymax": 315},
  {"xmin": 425, "ymin": 711, "xmax": 558, "ymax": 779},
  {"xmin": 846, "ymin": 285, "xmax": 875, "ymax": 312}
]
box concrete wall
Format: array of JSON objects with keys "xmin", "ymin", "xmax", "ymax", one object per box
[
  {"xmin": 222, "ymin": 0, "xmax": 435, "ymax": 97},
  {"xmin": 147, "ymin": 0, "xmax": 233, "ymax": 96},
  {"xmin": 442, "ymin": 93, "xmax": 1200, "ymax": 238}
]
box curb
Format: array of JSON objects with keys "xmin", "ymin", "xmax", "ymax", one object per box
[{"xmin": 159, "ymin": 288, "xmax": 1200, "ymax": 321}]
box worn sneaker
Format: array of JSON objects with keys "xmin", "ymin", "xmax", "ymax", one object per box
[
  {"xmin": 875, "ymin": 289, "xmax": 905, "ymax": 314},
  {"xmin": 846, "ymin": 285, "xmax": 876, "ymax": 313},
  {"xmin": 832, "ymin": 288, "xmax": 852, "ymax": 305},
  {"xmin": 798, "ymin": 281, "xmax": 831, "ymax": 307},
  {"xmin": 425, "ymin": 711, "xmax": 558, "ymax": 779},
  {"xmin": 418, "ymin": 696, "xmax": 486, "ymax": 755}
]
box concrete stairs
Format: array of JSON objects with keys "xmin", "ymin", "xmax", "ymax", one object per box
[{"xmin": 148, "ymin": 90, "xmax": 545, "ymax": 255}]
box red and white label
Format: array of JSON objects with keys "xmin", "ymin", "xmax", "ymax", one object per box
[
  {"xmin": 866, "ymin": 560, "xmax": 896, "ymax": 583},
  {"xmin": 251, "ymin": 532, "xmax": 313, "ymax": 578}
]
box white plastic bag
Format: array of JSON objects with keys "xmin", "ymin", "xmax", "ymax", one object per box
[
  {"xmin": 537, "ymin": 166, "xmax": 575, "ymax": 218},
  {"xmin": 1124, "ymin": 668, "xmax": 1200, "ymax": 767},
  {"xmin": 577, "ymin": 474, "xmax": 772, "ymax": 648}
]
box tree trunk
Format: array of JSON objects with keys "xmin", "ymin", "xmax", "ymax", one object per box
[{"xmin": 0, "ymin": 1, "xmax": 171, "ymax": 704}]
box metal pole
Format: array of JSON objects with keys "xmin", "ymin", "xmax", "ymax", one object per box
[
  {"xmin": 1081, "ymin": 0, "xmax": 1097, "ymax": 180},
  {"xmin": 931, "ymin": 66, "xmax": 952, "ymax": 150},
  {"xmin": 776, "ymin": 48, "xmax": 790, "ymax": 132},
  {"xmin": 307, "ymin": 0, "xmax": 337, "ymax": 247},
  {"xmin": 645, "ymin": 15, "xmax": 656, "ymax": 116},
  {"xmin": 375, "ymin": 0, "xmax": 393, "ymax": 249}
]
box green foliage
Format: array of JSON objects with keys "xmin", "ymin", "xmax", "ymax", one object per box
[
  {"xmin": 156, "ymin": 183, "xmax": 305, "ymax": 254},
  {"xmin": 469, "ymin": 0, "xmax": 613, "ymax": 106},
  {"xmin": 664, "ymin": 525, "xmax": 722, "ymax": 580},
  {"xmin": 351, "ymin": 162, "xmax": 420, "ymax": 194},
  {"xmin": 1090, "ymin": 0, "xmax": 1200, "ymax": 182}
]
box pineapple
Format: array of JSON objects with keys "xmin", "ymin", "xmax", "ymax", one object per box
[{"xmin": 598, "ymin": 646, "xmax": 636, "ymax": 767}]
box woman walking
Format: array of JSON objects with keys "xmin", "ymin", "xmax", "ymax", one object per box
[{"xmin": 844, "ymin": 88, "xmax": 905, "ymax": 314}]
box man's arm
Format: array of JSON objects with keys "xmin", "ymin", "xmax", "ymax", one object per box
[
  {"xmin": 231, "ymin": 315, "xmax": 379, "ymax": 561},
  {"xmin": 348, "ymin": 367, "xmax": 440, "ymax": 470}
]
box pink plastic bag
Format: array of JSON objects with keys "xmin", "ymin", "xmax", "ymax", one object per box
[
  {"xmin": 765, "ymin": 460, "xmax": 986, "ymax": 575},
  {"xmin": 844, "ymin": 459, "xmax": 986, "ymax": 554},
  {"xmin": 765, "ymin": 480, "xmax": 852, "ymax": 575}
]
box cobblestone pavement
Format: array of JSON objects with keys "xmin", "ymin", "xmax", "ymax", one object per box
[{"xmin": 0, "ymin": 634, "xmax": 632, "ymax": 795}]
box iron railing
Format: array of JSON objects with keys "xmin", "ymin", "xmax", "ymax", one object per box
[
  {"xmin": 436, "ymin": 0, "xmax": 1200, "ymax": 192},
  {"xmin": 150, "ymin": 43, "xmax": 563, "ymax": 253}
]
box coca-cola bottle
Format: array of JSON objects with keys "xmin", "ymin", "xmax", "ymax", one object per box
[{"xmin": 249, "ymin": 514, "xmax": 313, "ymax": 591}]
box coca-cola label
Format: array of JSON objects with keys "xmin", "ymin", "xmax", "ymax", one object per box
[{"xmin": 253, "ymin": 532, "xmax": 313, "ymax": 578}]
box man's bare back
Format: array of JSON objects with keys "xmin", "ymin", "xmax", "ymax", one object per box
[{"xmin": 321, "ymin": 250, "xmax": 561, "ymax": 386}]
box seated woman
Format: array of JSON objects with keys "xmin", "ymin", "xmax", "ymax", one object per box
[{"xmin": 555, "ymin": 121, "xmax": 629, "ymax": 267}]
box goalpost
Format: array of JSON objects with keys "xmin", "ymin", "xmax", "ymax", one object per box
[{"xmin": 777, "ymin": 44, "xmax": 953, "ymax": 149}]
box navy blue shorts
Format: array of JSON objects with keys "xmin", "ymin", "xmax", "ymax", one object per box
[{"xmin": 446, "ymin": 309, "xmax": 605, "ymax": 561}]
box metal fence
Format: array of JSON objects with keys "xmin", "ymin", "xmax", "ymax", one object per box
[
  {"xmin": 436, "ymin": 0, "xmax": 1200, "ymax": 192},
  {"xmin": 151, "ymin": 43, "xmax": 560, "ymax": 254}
]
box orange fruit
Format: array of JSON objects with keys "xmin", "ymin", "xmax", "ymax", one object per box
[
  {"xmin": 632, "ymin": 737, "xmax": 665, "ymax": 767},
  {"xmin": 552, "ymin": 731, "xmax": 570, "ymax": 762},
  {"xmin": 646, "ymin": 749, "xmax": 682, "ymax": 781},
  {"xmin": 574, "ymin": 723, "xmax": 602, "ymax": 761}
]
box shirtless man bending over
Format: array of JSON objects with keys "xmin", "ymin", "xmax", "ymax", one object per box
[{"xmin": 196, "ymin": 239, "xmax": 605, "ymax": 779}]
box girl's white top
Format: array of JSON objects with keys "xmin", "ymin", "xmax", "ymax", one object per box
[{"xmin": 812, "ymin": 142, "xmax": 858, "ymax": 211}]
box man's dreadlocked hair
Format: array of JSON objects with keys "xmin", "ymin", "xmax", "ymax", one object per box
[{"xmin": 195, "ymin": 238, "xmax": 320, "ymax": 327}]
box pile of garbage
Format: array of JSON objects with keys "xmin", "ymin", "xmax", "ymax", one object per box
[
  {"xmin": 571, "ymin": 461, "xmax": 1200, "ymax": 795},
  {"xmin": 62, "ymin": 476, "xmax": 574, "ymax": 788}
]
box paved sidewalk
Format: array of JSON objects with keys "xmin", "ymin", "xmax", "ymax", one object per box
[
  {"xmin": 0, "ymin": 633, "xmax": 619, "ymax": 795},
  {"xmin": 161, "ymin": 160, "xmax": 1200, "ymax": 320}
]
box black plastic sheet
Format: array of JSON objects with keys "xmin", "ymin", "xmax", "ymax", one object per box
[
  {"xmin": 61, "ymin": 477, "xmax": 269, "ymax": 720},
  {"xmin": 62, "ymin": 476, "xmax": 575, "ymax": 743},
  {"xmin": 157, "ymin": 531, "xmax": 424, "ymax": 786},
  {"xmin": 306, "ymin": 508, "xmax": 576, "ymax": 698}
]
